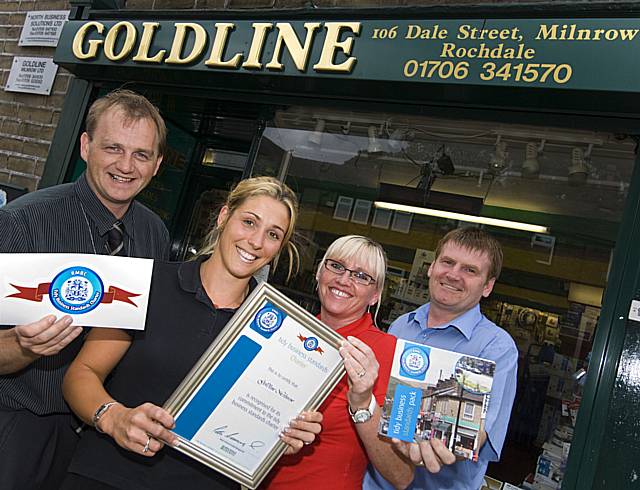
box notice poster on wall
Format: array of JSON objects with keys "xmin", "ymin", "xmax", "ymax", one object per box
[
  {"xmin": 5, "ymin": 57, "xmax": 58, "ymax": 95},
  {"xmin": 19, "ymin": 10, "xmax": 69, "ymax": 47}
]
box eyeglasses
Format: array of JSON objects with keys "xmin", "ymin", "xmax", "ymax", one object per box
[{"xmin": 323, "ymin": 259, "xmax": 376, "ymax": 286}]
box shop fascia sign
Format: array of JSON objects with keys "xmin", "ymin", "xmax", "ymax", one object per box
[
  {"xmin": 55, "ymin": 18, "xmax": 640, "ymax": 92},
  {"xmin": 66, "ymin": 20, "xmax": 359, "ymax": 73}
]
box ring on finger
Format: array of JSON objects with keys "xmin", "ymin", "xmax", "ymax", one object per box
[
  {"xmin": 142, "ymin": 435, "xmax": 151, "ymax": 453},
  {"xmin": 357, "ymin": 370, "xmax": 366, "ymax": 378},
  {"xmin": 415, "ymin": 460, "xmax": 425, "ymax": 467}
]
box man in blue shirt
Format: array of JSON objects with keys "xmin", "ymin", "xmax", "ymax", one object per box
[{"xmin": 364, "ymin": 227, "xmax": 518, "ymax": 490}]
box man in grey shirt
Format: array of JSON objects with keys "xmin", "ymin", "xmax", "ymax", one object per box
[{"xmin": 0, "ymin": 89, "xmax": 170, "ymax": 489}]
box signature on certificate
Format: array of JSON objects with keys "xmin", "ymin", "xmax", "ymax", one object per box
[{"xmin": 213, "ymin": 425, "xmax": 266, "ymax": 450}]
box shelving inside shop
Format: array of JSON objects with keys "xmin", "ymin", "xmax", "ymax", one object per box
[{"xmin": 483, "ymin": 297, "xmax": 596, "ymax": 489}]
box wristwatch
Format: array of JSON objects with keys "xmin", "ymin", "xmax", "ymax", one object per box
[
  {"xmin": 348, "ymin": 393, "xmax": 377, "ymax": 424},
  {"xmin": 92, "ymin": 401, "xmax": 119, "ymax": 433}
]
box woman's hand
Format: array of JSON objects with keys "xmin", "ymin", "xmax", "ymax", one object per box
[
  {"xmin": 99, "ymin": 402, "xmax": 178, "ymax": 457},
  {"xmin": 280, "ymin": 411, "xmax": 323, "ymax": 455},
  {"xmin": 341, "ymin": 336, "xmax": 379, "ymax": 409}
]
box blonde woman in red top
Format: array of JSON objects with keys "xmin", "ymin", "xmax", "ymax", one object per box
[{"xmin": 264, "ymin": 235, "xmax": 414, "ymax": 490}]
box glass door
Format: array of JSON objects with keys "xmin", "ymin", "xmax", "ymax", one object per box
[{"xmin": 249, "ymin": 104, "xmax": 636, "ymax": 489}]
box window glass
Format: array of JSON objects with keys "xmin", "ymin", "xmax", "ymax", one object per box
[
  {"xmin": 251, "ymin": 105, "xmax": 636, "ymax": 487},
  {"xmin": 464, "ymin": 402, "xmax": 475, "ymax": 420}
]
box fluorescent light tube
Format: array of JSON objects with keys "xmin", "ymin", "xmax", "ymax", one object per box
[{"xmin": 374, "ymin": 201, "xmax": 549, "ymax": 234}]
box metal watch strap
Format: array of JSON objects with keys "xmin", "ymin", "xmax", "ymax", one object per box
[
  {"xmin": 92, "ymin": 401, "xmax": 119, "ymax": 433},
  {"xmin": 348, "ymin": 393, "xmax": 377, "ymax": 423}
]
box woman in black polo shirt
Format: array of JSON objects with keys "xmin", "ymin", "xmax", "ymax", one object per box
[{"xmin": 61, "ymin": 177, "xmax": 320, "ymax": 490}]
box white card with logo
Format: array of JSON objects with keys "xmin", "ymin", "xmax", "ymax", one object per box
[{"xmin": 0, "ymin": 253, "xmax": 153, "ymax": 329}]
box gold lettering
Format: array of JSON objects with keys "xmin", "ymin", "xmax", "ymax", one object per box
[
  {"xmin": 265, "ymin": 22, "xmax": 321, "ymax": 71},
  {"xmin": 242, "ymin": 23, "xmax": 273, "ymax": 69},
  {"xmin": 576, "ymin": 28, "xmax": 592, "ymax": 40},
  {"xmin": 536, "ymin": 24, "xmax": 557, "ymax": 40},
  {"xmin": 619, "ymin": 29, "xmax": 639, "ymax": 40},
  {"xmin": 132, "ymin": 22, "xmax": 165, "ymax": 63},
  {"xmin": 538, "ymin": 24, "xmax": 639, "ymax": 41},
  {"xmin": 440, "ymin": 43, "xmax": 454, "ymax": 57},
  {"xmin": 457, "ymin": 25, "xmax": 471, "ymax": 40},
  {"xmin": 72, "ymin": 21, "xmax": 104, "ymax": 60},
  {"xmin": 205, "ymin": 23, "xmax": 243, "ymax": 68},
  {"xmin": 404, "ymin": 24, "xmax": 448, "ymax": 40},
  {"xmin": 104, "ymin": 21, "xmax": 136, "ymax": 61},
  {"xmin": 313, "ymin": 22, "xmax": 361, "ymax": 73},
  {"xmin": 405, "ymin": 25, "xmax": 421, "ymax": 39},
  {"xmin": 166, "ymin": 23, "xmax": 207, "ymax": 64},
  {"xmin": 439, "ymin": 42, "xmax": 535, "ymax": 60},
  {"xmin": 458, "ymin": 25, "xmax": 520, "ymax": 41}
]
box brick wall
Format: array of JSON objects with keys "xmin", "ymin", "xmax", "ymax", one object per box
[
  {"xmin": 124, "ymin": 0, "xmax": 597, "ymax": 9},
  {"xmin": 0, "ymin": 0, "xmax": 72, "ymax": 192}
]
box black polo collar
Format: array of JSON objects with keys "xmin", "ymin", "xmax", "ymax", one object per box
[{"xmin": 177, "ymin": 255, "xmax": 258, "ymax": 311}]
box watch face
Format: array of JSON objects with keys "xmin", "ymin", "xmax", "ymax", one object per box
[{"xmin": 354, "ymin": 410, "xmax": 372, "ymax": 424}]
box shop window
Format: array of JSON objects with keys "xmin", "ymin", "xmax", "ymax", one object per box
[{"xmin": 251, "ymin": 105, "xmax": 636, "ymax": 488}]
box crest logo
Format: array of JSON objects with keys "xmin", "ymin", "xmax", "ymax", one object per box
[
  {"xmin": 250, "ymin": 303, "xmax": 285, "ymax": 339},
  {"xmin": 297, "ymin": 334, "xmax": 324, "ymax": 355},
  {"xmin": 399, "ymin": 345, "xmax": 430, "ymax": 380},
  {"xmin": 256, "ymin": 307, "xmax": 282, "ymax": 333},
  {"xmin": 304, "ymin": 336, "xmax": 319, "ymax": 351},
  {"xmin": 7, "ymin": 266, "xmax": 140, "ymax": 314},
  {"xmin": 49, "ymin": 266, "xmax": 104, "ymax": 314}
]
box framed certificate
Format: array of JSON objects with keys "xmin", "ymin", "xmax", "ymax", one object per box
[{"xmin": 163, "ymin": 282, "xmax": 345, "ymax": 489}]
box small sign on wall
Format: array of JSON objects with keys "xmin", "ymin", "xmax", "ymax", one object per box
[
  {"xmin": 5, "ymin": 57, "xmax": 59, "ymax": 95},
  {"xmin": 19, "ymin": 10, "xmax": 69, "ymax": 47}
]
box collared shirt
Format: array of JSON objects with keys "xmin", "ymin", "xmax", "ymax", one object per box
[
  {"xmin": 363, "ymin": 303, "xmax": 518, "ymax": 490},
  {"xmin": 0, "ymin": 172, "xmax": 169, "ymax": 257},
  {"xmin": 0, "ymin": 173, "xmax": 169, "ymax": 415}
]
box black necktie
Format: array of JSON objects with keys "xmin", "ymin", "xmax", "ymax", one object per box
[{"xmin": 106, "ymin": 221, "xmax": 125, "ymax": 256}]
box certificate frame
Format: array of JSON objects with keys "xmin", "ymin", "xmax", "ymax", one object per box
[{"xmin": 163, "ymin": 282, "xmax": 345, "ymax": 489}]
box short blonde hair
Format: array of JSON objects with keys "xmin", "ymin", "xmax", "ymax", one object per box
[
  {"xmin": 85, "ymin": 89, "xmax": 167, "ymax": 156},
  {"xmin": 317, "ymin": 235, "xmax": 387, "ymax": 325},
  {"xmin": 198, "ymin": 177, "xmax": 299, "ymax": 279}
]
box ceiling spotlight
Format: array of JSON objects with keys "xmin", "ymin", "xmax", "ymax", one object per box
[
  {"xmin": 309, "ymin": 119, "xmax": 325, "ymax": 145},
  {"xmin": 387, "ymin": 128, "xmax": 412, "ymax": 152},
  {"xmin": 522, "ymin": 140, "xmax": 544, "ymax": 178},
  {"xmin": 488, "ymin": 136, "xmax": 508, "ymax": 174},
  {"xmin": 436, "ymin": 145, "xmax": 455, "ymax": 175},
  {"xmin": 568, "ymin": 145, "xmax": 592, "ymax": 186},
  {"xmin": 368, "ymin": 125, "xmax": 383, "ymax": 154}
]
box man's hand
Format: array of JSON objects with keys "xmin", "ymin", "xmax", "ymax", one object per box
[
  {"xmin": 15, "ymin": 315, "xmax": 82, "ymax": 357},
  {"xmin": 392, "ymin": 438, "xmax": 457, "ymax": 473}
]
